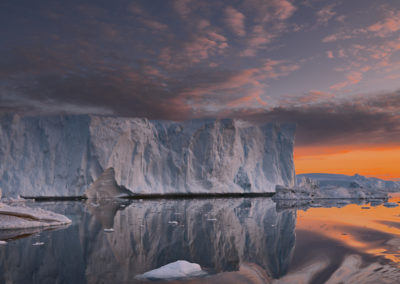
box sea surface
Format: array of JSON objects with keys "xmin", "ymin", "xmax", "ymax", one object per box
[{"xmin": 0, "ymin": 195, "xmax": 399, "ymax": 284}]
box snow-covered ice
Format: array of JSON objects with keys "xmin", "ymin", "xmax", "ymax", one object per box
[
  {"xmin": 0, "ymin": 114, "xmax": 296, "ymax": 197},
  {"xmin": 136, "ymin": 260, "xmax": 205, "ymax": 280}
]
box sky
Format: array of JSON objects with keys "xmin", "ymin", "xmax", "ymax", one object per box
[{"xmin": 1, "ymin": 0, "xmax": 400, "ymax": 179}]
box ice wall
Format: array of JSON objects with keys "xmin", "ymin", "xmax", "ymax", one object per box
[{"xmin": 0, "ymin": 114, "xmax": 296, "ymax": 197}]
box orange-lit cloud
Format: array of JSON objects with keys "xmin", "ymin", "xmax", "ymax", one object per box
[
  {"xmin": 224, "ymin": 6, "xmax": 246, "ymax": 36},
  {"xmin": 367, "ymin": 11, "xmax": 400, "ymax": 37}
]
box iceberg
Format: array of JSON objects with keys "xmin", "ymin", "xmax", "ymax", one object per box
[
  {"xmin": 136, "ymin": 260, "xmax": 205, "ymax": 280},
  {"xmin": 274, "ymin": 173, "xmax": 398, "ymax": 200},
  {"xmin": 0, "ymin": 114, "xmax": 296, "ymax": 197},
  {"xmin": 296, "ymin": 173, "xmax": 400, "ymax": 192},
  {"xmin": 0, "ymin": 203, "xmax": 71, "ymax": 230}
]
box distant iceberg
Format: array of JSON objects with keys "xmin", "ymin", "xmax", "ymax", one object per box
[
  {"xmin": 297, "ymin": 173, "xmax": 400, "ymax": 191},
  {"xmin": 274, "ymin": 173, "xmax": 399, "ymax": 200},
  {"xmin": 0, "ymin": 114, "xmax": 296, "ymax": 197}
]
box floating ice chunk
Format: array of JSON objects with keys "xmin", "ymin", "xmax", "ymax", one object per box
[
  {"xmin": 0, "ymin": 203, "xmax": 71, "ymax": 229},
  {"xmin": 32, "ymin": 242, "xmax": 44, "ymax": 246},
  {"xmin": 309, "ymin": 204, "xmax": 322, "ymax": 208},
  {"xmin": 383, "ymin": 202, "xmax": 399, "ymax": 208},
  {"xmin": 0, "ymin": 240, "xmax": 6, "ymax": 245},
  {"xmin": 136, "ymin": 260, "xmax": 205, "ymax": 280},
  {"xmin": 103, "ymin": 228, "xmax": 115, "ymax": 232},
  {"xmin": 168, "ymin": 221, "xmax": 178, "ymax": 225}
]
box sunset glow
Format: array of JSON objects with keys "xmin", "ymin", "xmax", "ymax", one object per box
[
  {"xmin": 297, "ymin": 195, "xmax": 400, "ymax": 264},
  {"xmin": 294, "ymin": 146, "xmax": 400, "ymax": 180}
]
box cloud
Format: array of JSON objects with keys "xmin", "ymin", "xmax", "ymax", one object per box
[
  {"xmin": 326, "ymin": 50, "xmax": 334, "ymax": 58},
  {"xmin": 296, "ymin": 90, "xmax": 335, "ymax": 104},
  {"xmin": 173, "ymin": 0, "xmax": 193, "ymax": 18},
  {"xmin": 271, "ymin": 0, "xmax": 296, "ymax": 20},
  {"xmin": 316, "ymin": 4, "xmax": 336, "ymax": 24},
  {"xmin": 322, "ymin": 32, "xmax": 353, "ymax": 43},
  {"xmin": 224, "ymin": 6, "xmax": 246, "ymax": 36},
  {"xmin": 330, "ymin": 71, "xmax": 363, "ymax": 90},
  {"xmin": 226, "ymin": 90, "xmax": 400, "ymax": 147},
  {"xmin": 367, "ymin": 11, "xmax": 400, "ymax": 37}
]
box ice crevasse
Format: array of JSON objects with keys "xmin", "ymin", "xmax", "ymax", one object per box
[{"xmin": 0, "ymin": 114, "xmax": 296, "ymax": 197}]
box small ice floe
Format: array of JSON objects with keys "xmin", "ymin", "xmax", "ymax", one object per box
[
  {"xmin": 90, "ymin": 202, "xmax": 99, "ymax": 207},
  {"xmin": 207, "ymin": 218, "xmax": 217, "ymax": 222},
  {"xmin": 310, "ymin": 204, "xmax": 322, "ymax": 208},
  {"xmin": 32, "ymin": 242, "xmax": 44, "ymax": 246},
  {"xmin": 0, "ymin": 240, "xmax": 7, "ymax": 245},
  {"xmin": 383, "ymin": 202, "xmax": 399, "ymax": 208},
  {"xmin": 168, "ymin": 221, "xmax": 178, "ymax": 225},
  {"xmin": 104, "ymin": 228, "xmax": 115, "ymax": 232},
  {"xmin": 361, "ymin": 206, "xmax": 370, "ymax": 209},
  {"xmin": 136, "ymin": 260, "xmax": 206, "ymax": 280},
  {"xmin": 120, "ymin": 204, "xmax": 126, "ymax": 208}
]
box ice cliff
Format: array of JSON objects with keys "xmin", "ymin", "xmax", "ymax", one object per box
[{"xmin": 0, "ymin": 114, "xmax": 296, "ymax": 197}]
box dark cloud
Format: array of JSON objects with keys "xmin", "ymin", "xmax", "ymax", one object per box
[
  {"xmin": 226, "ymin": 92, "xmax": 400, "ymax": 146},
  {"xmin": 1, "ymin": 0, "xmax": 400, "ymax": 149}
]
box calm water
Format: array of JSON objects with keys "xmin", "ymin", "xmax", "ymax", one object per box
[{"xmin": 0, "ymin": 196, "xmax": 399, "ymax": 284}]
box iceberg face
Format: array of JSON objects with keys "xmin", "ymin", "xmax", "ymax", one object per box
[{"xmin": 0, "ymin": 114, "xmax": 296, "ymax": 197}]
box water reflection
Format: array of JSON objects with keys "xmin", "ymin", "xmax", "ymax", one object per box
[
  {"xmin": 0, "ymin": 198, "xmax": 296, "ymax": 284},
  {"xmin": 0, "ymin": 197, "xmax": 399, "ymax": 283}
]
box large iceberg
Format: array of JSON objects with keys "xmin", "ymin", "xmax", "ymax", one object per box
[{"xmin": 0, "ymin": 114, "xmax": 296, "ymax": 197}]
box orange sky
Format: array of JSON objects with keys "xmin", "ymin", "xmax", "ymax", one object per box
[{"xmin": 294, "ymin": 146, "xmax": 400, "ymax": 180}]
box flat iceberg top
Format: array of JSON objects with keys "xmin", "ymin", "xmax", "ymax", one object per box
[{"xmin": 0, "ymin": 203, "xmax": 71, "ymax": 229}]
